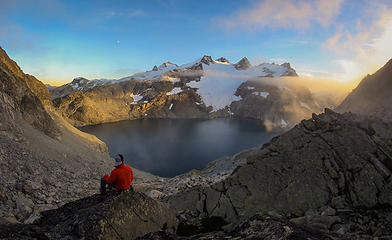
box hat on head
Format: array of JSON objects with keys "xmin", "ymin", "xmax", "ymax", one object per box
[{"xmin": 114, "ymin": 154, "xmax": 124, "ymax": 166}]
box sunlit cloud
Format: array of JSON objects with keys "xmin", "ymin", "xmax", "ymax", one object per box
[
  {"xmin": 216, "ymin": 0, "xmax": 343, "ymax": 31},
  {"xmin": 323, "ymin": 6, "xmax": 392, "ymax": 82}
]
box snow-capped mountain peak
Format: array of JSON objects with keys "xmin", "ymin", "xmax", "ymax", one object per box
[
  {"xmin": 234, "ymin": 57, "xmax": 251, "ymax": 70},
  {"xmin": 158, "ymin": 61, "xmax": 178, "ymax": 70},
  {"xmin": 215, "ymin": 57, "xmax": 230, "ymax": 64},
  {"xmin": 200, "ymin": 55, "xmax": 214, "ymax": 65}
]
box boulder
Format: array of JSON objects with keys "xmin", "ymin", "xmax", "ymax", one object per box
[{"xmin": 0, "ymin": 190, "xmax": 178, "ymax": 240}]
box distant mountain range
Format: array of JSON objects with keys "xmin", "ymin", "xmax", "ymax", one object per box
[
  {"xmin": 50, "ymin": 56, "xmax": 297, "ymax": 100},
  {"xmin": 49, "ymin": 55, "xmax": 333, "ymax": 128}
]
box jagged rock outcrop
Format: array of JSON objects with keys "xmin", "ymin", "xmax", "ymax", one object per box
[
  {"xmin": 165, "ymin": 109, "xmax": 392, "ymax": 237},
  {"xmin": 234, "ymin": 57, "xmax": 251, "ymax": 70},
  {"xmin": 215, "ymin": 57, "xmax": 229, "ymax": 64},
  {"xmin": 199, "ymin": 55, "xmax": 213, "ymax": 65},
  {"xmin": 0, "ymin": 190, "xmax": 178, "ymax": 240},
  {"xmin": 337, "ymin": 58, "xmax": 392, "ymax": 122},
  {"xmin": 281, "ymin": 62, "xmax": 298, "ymax": 76}
]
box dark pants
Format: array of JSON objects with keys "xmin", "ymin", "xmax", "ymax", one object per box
[{"xmin": 100, "ymin": 177, "xmax": 115, "ymax": 192}]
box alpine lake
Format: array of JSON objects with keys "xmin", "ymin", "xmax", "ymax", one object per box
[{"xmin": 80, "ymin": 118, "xmax": 278, "ymax": 177}]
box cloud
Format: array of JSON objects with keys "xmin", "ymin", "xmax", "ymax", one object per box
[
  {"xmin": 104, "ymin": 9, "xmax": 146, "ymax": 19},
  {"xmin": 323, "ymin": 5, "xmax": 392, "ymax": 81},
  {"xmin": 216, "ymin": 0, "xmax": 343, "ymax": 31}
]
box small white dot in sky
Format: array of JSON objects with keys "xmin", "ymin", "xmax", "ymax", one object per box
[{"xmin": 116, "ymin": 40, "xmax": 120, "ymax": 44}]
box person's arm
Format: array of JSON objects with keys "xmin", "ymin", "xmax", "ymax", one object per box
[
  {"xmin": 104, "ymin": 169, "xmax": 117, "ymax": 184},
  {"xmin": 130, "ymin": 167, "xmax": 133, "ymax": 184}
]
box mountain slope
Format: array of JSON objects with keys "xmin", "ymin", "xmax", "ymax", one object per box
[
  {"xmin": 336, "ymin": 59, "xmax": 392, "ymax": 122},
  {"xmin": 0, "ymin": 47, "xmax": 58, "ymax": 138},
  {"xmin": 0, "ymin": 46, "xmax": 114, "ymax": 224}
]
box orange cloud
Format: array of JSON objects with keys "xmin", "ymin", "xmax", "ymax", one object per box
[{"xmin": 217, "ymin": 0, "xmax": 344, "ymax": 31}]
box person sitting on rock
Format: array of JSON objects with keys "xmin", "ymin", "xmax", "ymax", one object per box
[{"xmin": 100, "ymin": 154, "xmax": 133, "ymax": 194}]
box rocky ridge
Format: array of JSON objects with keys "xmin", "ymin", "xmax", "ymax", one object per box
[
  {"xmin": 164, "ymin": 109, "xmax": 392, "ymax": 238},
  {"xmin": 337, "ymin": 58, "xmax": 392, "ymax": 123}
]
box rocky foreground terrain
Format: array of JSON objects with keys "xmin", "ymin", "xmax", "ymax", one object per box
[
  {"xmin": 49, "ymin": 56, "xmax": 336, "ymax": 129},
  {"xmin": 162, "ymin": 109, "xmax": 392, "ymax": 238}
]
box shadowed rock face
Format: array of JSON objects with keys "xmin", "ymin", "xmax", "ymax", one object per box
[
  {"xmin": 138, "ymin": 214, "xmax": 347, "ymax": 240},
  {"xmin": 337, "ymin": 58, "xmax": 392, "ymax": 122},
  {"xmin": 228, "ymin": 80, "xmax": 321, "ymax": 128},
  {"xmin": 0, "ymin": 190, "xmax": 178, "ymax": 240},
  {"xmin": 165, "ymin": 109, "xmax": 392, "ymax": 236}
]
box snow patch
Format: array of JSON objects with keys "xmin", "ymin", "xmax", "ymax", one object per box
[
  {"xmin": 252, "ymin": 91, "xmax": 270, "ymax": 98},
  {"xmin": 247, "ymin": 86, "xmax": 255, "ymax": 90},
  {"xmin": 130, "ymin": 94, "xmax": 143, "ymax": 103},
  {"xmin": 166, "ymin": 87, "xmax": 183, "ymax": 95}
]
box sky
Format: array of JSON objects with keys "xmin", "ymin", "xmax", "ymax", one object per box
[{"xmin": 1, "ymin": 0, "xmax": 392, "ymax": 85}]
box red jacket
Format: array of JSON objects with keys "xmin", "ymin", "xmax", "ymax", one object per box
[{"xmin": 104, "ymin": 164, "xmax": 133, "ymax": 190}]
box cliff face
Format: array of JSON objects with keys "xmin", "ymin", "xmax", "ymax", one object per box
[
  {"xmin": 166, "ymin": 109, "xmax": 392, "ymax": 236},
  {"xmin": 0, "ymin": 47, "xmax": 58, "ymax": 138},
  {"xmin": 337, "ymin": 59, "xmax": 392, "ymax": 122}
]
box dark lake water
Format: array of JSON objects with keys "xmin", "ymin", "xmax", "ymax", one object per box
[{"xmin": 80, "ymin": 118, "xmax": 278, "ymax": 177}]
